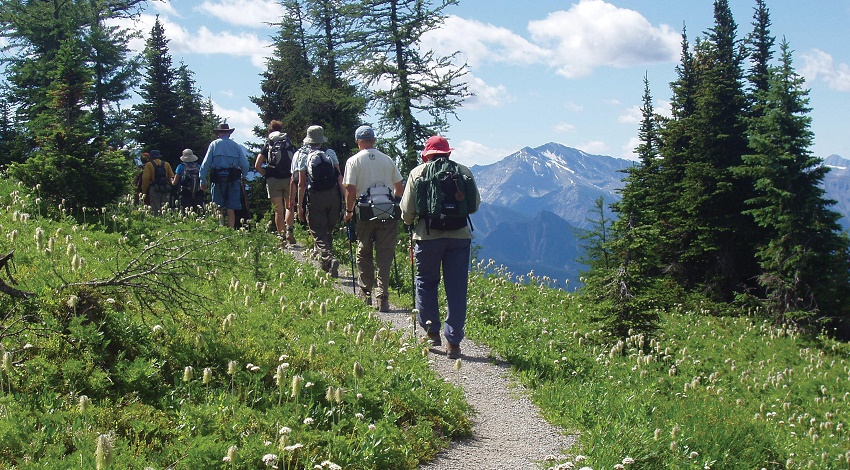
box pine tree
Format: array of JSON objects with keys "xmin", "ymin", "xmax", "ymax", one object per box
[
  {"xmin": 739, "ymin": 40, "xmax": 850, "ymax": 323},
  {"xmin": 357, "ymin": 0, "xmax": 470, "ymax": 175},
  {"xmin": 174, "ymin": 63, "xmax": 220, "ymax": 155},
  {"xmin": 132, "ymin": 16, "xmax": 183, "ymax": 168}
]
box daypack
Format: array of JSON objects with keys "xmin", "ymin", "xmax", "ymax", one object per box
[
  {"xmin": 306, "ymin": 149, "xmax": 337, "ymax": 191},
  {"xmin": 210, "ymin": 166, "xmax": 242, "ymax": 184},
  {"xmin": 180, "ymin": 162, "xmax": 201, "ymax": 196},
  {"xmin": 265, "ymin": 134, "xmax": 296, "ymax": 179},
  {"xmin": 358, "ymin": 185, "xmax": 400, "ymax": 221},
  {"xmin": 414, "ymin": 157, "xmax": 476, "ymax": 232},
  {"xmin": 152, "ymin": 160, "xmax": 170, "ymax": 193}
]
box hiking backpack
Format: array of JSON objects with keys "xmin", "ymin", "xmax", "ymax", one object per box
[
  {"xmin": 358, "ymin": 185, "xmax": 400, "ymax": 221},
  {"xmin": 152, "ymin": 161, "xmax": 170, "ymax": 193},
  {"xmin": 180, "ymin": 162, "xmax": 201, "ymax": 196},
  {"xmin": 414, "ymin": 157, "xmax": 476, "ymax": 232},
  {"xmin": 265, "ymin": 134, "xmax": 296, "ymax": 179},
  {"xmin": 306, "ymin": 149, "xmax": 338, "ymax": 191}
]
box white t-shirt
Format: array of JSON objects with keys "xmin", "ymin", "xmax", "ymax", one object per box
[{"xmin": 342, "ymin": 148, "xmax": 402, "ymax": 192}]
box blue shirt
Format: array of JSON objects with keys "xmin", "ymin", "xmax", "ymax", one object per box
[{"xmin": 199, "ymin": 135, "xmax": 251, "ymax": 186}]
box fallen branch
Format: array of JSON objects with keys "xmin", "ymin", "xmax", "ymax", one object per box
[{"xmin": 0, "ymin": 251, "xmax": 35, "ymax": 299}]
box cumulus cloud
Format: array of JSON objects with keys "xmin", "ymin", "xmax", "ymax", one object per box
[
  {"xmin": 622, "ymin": 136, "xmax": 641, "ymax": 161},
  {"xmin": 554, "ymin": 122, "xmax": 577, "ymax": 133},
  {"xmin": 799, "ymin": 49, "xmax": 850, "ymax": 92},
  {"xmin": 574, "ymin": 140, "xmax": 611, "ymax": 156},
  {"xmin": 196, "ymin": 0, "xmax": 282, "ymax": 28},
  {"xmin": 464, "ymin": 75, "xmax": 512, "ymax": 108},
  {"xmin": 423, "ymin": 15, "xmax": 551, "ymax": 68},
  {"xmin": 212, "ymin": 100, "xmax": 262, "ymax": 145},
  {"xmin": 152, "ymin": 0, "xmax": 179, "ymax": 17},
  {"xmin": 618, "ymin": 105, "xmax": 641, "ymax": 124},
  {"xmin": 451, "ymin": 140, "xmax": 515, "ymax": 167},
  {"xmin": 113, "ymin": 14, "xmax": 272, "ymax": 68},
  {"xmin": 527, "ymin": 0, "xmax": 680, "ymax": 78},
  {"xmin": 564, "ymin": 101, "xmax": 584, "ymax": 112}
]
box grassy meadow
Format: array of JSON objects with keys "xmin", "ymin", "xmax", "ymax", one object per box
[{"xmin": 0, "ymin": 175, "xmax": 849, "ymax": 469}]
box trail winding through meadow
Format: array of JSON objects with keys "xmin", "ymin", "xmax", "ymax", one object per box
[{"xmin": 288, "ymin": 243, "xmax": 575, "ymax": 469}]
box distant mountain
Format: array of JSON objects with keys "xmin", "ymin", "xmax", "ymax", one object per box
[
  {"xmin": 469, "ymin": 143, "xmax": 630, "ymax": 283},
  {"xmin": 823, "ymin": 154, "xmax": 850, "ymax": 231},
  {"xmin": 467, "ymin": 145, "xmax": 850, "ymax": 286},
  {"xmin": 470, "ymin": 143, "xmax": 633, "ymax": 229}
]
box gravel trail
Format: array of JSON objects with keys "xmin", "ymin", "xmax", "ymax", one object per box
[{"xmin": 289, "ymin": 244, "xmax": 575, "ymax": 469}]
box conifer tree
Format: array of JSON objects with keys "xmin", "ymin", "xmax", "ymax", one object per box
[
  {"xmin": 174, "ymin": 63, "xmax": 220, "ymax": 155},
  {"xmin": 132, "ymin": 17, "xmax": 183, "ymax": 168},
  {"xmin": 357, "ymin": 0, "xmax": 469, "ymax": 175},
  {"xmin": 738, "ymin": 40, "xmax": 850, "ymax": 323}
]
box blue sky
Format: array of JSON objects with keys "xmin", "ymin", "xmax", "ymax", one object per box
[{"xmin": 115, "ymin": 0, "xmax": 849, "ymax": 167}]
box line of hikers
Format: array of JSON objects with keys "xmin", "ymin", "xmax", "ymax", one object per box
[{"xmin": 138, "ymin": 121, "xmax": 481, "ymax": 360}]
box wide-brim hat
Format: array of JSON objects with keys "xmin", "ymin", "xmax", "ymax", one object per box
[
  {"xmin": 180, "ymin": 149, "xmax": 198, "ymax": 162},
  {"xmin": 421, "ymin": 136, "xmax": 453, "ymax": 158},
  {"xmin": 149, "ymin": 149, "xmax": 162, "ymax": 159},
  {"xmin": 214, "ymin": 123, "xmax": 235, "ymax": 133},
  {"xmin": 304, "ymin": 125, "xmax": 327, "ymax": 144}
]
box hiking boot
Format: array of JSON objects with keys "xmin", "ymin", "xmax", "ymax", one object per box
[
  {"xmin": 359, "ymin": 290, "xmax": 372, "ymax": 307},
  {"xmin": 286, "ymin": 231, "xmax": 296, "ymax": 245},
  {"xmin": 446, "ymin": 343, "xmax": 461, "ymax": 359},
  {"xmin": 421, "ymin": 332, "xmax": 442, "ymax": 347},
  {"xmin": 377, "ymin": 295, "xmax": 390, "ymax": 313},
  {"xmin": 330, "ymin": 259, "xmax": 339, "ymax": 278}
]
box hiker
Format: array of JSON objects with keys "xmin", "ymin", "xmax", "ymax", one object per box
[
  {"xmin": 140, "ymin": 149, "xmax": 175, "ymax": 216},
  {"xmin": 199, "ymin": 123, "xmax": 251, "ymax": 229},
  {"xmin": 295, "ymin": 125, "xmax": 343, "ymax": 276},
  {"xmin": 255, "ymin": 120, "xmax": 297, "ymax": 247},
  {"xmin": 172, "ymin": 149, "xmax": 204, "ymax": 213},
  {"xmin": 342, "ymin": 125, "xmax": 404, "ymax": 312},
  {"xmin": 400, "ymin": 135, "xmax": 480, "ymax": 359},
  {"xmin": 133, "ymin": 152, "xmax": 150, "ymax": 205}
]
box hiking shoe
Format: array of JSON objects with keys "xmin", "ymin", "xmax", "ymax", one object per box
[
  {"xmin": 359, "ymin": 290, "xmax": 372, "ymax": 307},
  {"xmin": 446, "ymin": 343, "xmax": 461, "ymax": 359},
  {"xmin": 330, "ymin": 259, "xmax": 339, "ymax": 278},
  {"xmin": 424, "ymin": 332, "xmax": 442, "ymax": 347},
  {"xmin": 377, "ymin": 295, "xmax": 390, "ymax": 313},
  {"xmin": 286, "ymin": 233, "xmax": 296, "ymax": 245}
]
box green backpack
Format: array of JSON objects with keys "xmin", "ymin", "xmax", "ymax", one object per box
[{"xmin": 414, "ymin": 157, "xmax": 476, "ymax": 233}]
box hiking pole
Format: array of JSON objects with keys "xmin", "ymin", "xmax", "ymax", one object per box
[{"xmin": 346, "ymin": 220, "xmax": 356, "ymax": 295}]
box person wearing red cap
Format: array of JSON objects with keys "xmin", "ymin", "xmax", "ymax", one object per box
[{"xmin": 400, "ymin": 135, "xmax": 480, "ymax": 359}]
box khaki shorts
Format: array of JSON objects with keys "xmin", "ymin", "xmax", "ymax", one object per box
[{"xmin": 266, "ymin": 176, "xmax": 292, "ymax": 200}]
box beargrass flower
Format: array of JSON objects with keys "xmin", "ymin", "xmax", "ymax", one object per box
[
  {"xmin": 202, "ymin": 367, "xmax": 212, "ymax": 385},
  {"xmin": 183, "ymin": 366, "xmax": 194, "ymax": 382},
  {"xmin": 325, "ymin": 386, "xmax": 335, "ymax": 402},
  {"xmin": 227, "ymin": 360, "xmax": 239, "ymax": 376},
  {"xmin": 223, "ymin": 445, "xmax": 237, "ymax": 463},
  {"xmin": 308, "ymin": 344, "xmax": 316, "ymax": 362},
  {"xmin": 291, "ymin": 375, "xmax": 303, "ymax": 398},
  {"xmin": 454, "ymin": 359, "xmax": 462, "ymax": 371},
  {"xmin": 79, "ymin": 395, "xmax": 91, "ymax": 413},
  {"xmin": 67, "ymin": 295, "xmax": 79, "ymax": 309},
  {"xmin": 95, "ymin": 432, "xmax": 115, "ymax": 470},
  {"xmin": 334, "ymin": 387, "xmax": 343, "ymax": 403}
]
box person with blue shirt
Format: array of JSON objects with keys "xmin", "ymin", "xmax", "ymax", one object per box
[{"xmin": 199, "ymin": 123, "xmax": 251, "ymax": 228}]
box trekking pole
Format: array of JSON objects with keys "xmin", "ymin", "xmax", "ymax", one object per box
[{"xmin": 346, "ymin": 220, "xmax": 356, "ymax": 295}]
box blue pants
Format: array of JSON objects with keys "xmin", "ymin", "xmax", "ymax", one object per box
[
  {"xmin": 211, "ymin": 180, "xmax": 242, "ymax": 210},
  {"xmin": 415, "ymin": 238, "xmax": 471, "ymax": 345}
]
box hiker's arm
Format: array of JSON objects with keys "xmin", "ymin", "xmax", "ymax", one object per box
[
  {"xmin": 343, "ymin": 184, "xmax": 357, "ymax": 223},
  {"xmin": 297, "ymin": 171, "xmax": 307, "ymax": 221},
  {"xmin": 392, "ymin": 181, "xmax": 404, "ymax": 199},
  {"xmin": 254, "ymin": 153, "xmax": 265, "ymax": 176}
]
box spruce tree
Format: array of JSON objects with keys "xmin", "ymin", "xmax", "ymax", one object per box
[
  {"xmin": 132, "ymin": 17, "xmax": 183, "ymax": 168},
  {"xmin": 357, "ymin": 0, "xmax": 469, "ymax": 175},
  {"xmin": 174, "ymin": 63, "xmax": 220, "ymax": 155},
  {"xmin": 739, "ymin": 40, "xmax": 850, "ymax": 324}
]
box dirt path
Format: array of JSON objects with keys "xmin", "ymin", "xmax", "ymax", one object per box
[{"xmin": 289, "ymin": 244, "xmax": 575, "ymax": 469}]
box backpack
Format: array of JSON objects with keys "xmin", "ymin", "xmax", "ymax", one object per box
[
  {"xmin": 152, "ymin": 160, "xmax": 170, "ymax": 193},
  {"xmin": 358, "ymin": 185, "xmax": 400, "ymax": 221},
  {"xmin": 265, "ymin": 134, "xmax": 295, "ymax": 179},
  {"xmin": 414, "ymin": 157, "xmax": 476, "ymax": 232},
  {"xmin": 179, "ymin": 162, "xmax": 201, "ymax": 196},
  {"xmin": 306, "ymin": 149, "xmax": 337, "ymax": 191}
]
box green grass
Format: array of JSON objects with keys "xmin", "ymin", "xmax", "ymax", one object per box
[
  {"xmin": 465, "ymin": 260, "xmax": 850, "ymax": 469},
  {"xmin": 0, "ymin": 178, "xmax": 469, "ymax": 469}
]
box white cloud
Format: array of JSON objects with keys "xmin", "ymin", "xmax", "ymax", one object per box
[
  {"xmin": 451, "ymin": 140, "xmax": 514, "ymax": 167},
  {"xmin": 800, "ymin": 49, "xmax": 850, "ymax": 92},
  {"xmin": 573, "ymin": 140, "xmax": 611, "ymax": 156},
  {"xmin": 655, "ymin": 99, "xmax": 672, "ymax": 119},
  {"xmin": 564, "ymin": 101, "xmax": 584, "ymax": 112},
  {"xmin": 152, "ymin": 0, "xmax": 179, "ymax": 17},
  {"xmin": 196, "ymin": 0, "xmax": 282, "ymax": 28},
  {"xmin": 622, "ymin": 136, "xmax": 641, "ymax": 161},
  {"xmin": 618, "ymin": 105, "xmax": 641, "ymax": 124},
  {"xmin": 464, "ymin": 75, "xmax": 512, "ymax": 108},
  {"xmin": 116, "ymin": 14, "xmax": 272, "ymax": 68},
  {"xmin": 424, "ymin": 16, "xmax": 551, "ymax": 68},
  {"xmin": 527, "ymin": 0, "xmax": 680, "ymax": 78},
  {"xmin": 212, "ymin": 100, "xmax": 262, "ymax": 146},
  {"xmin": 554, "ymin": 122, "xmax": 577, "ymax": 133}
]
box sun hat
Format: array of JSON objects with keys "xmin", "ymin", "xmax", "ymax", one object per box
[
  {"xmin": 180, "ymin": 149, "xmax": 198, "ymax": 162},
  {"xmin": 355, "ymin": 125, "xmax": 375, "ymax": 140},
  {"xmin": 304, "ymin": 125, "xmax": 327, "ymax": 144},
  {"xmin": 421, "ymin": 136, "xmax": 453, "ymax": 161},
  {"xmin": 149, "ymin": 149, "xmax": 162, "ymax": 159},
  {"xmin": 213, "ymin": 123, "xmax": 235, "ymax": 133}
]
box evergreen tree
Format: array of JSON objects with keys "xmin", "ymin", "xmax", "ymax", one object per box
[
  {"xmin": 132, "ymin": 16, "xmax": 183, "ymax": 169},
  {"xmin": 358, "ymin": 0, "xmax": 470, "ymax": 175},
  {"xmin": 174, "ymin": 63, "xmax": 220, "ymax": 155},
  {"xmin": 0, "ymin": 97, "xmax": 29, "ymax": 167},
  {"xmin": 738, "ymin": 40, "xmax": 850, "ymax": 324},
  {"xmin": 745, "ymin": 0, "xmax": 774, "ymax": 97}
]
